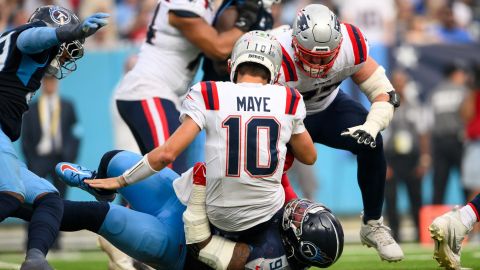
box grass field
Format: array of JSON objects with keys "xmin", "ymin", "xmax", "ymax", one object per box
[{"xmin": 0, "ymin": 243, "xmax": 478, "ymax": 270}]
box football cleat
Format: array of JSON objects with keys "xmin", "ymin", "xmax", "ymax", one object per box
[
  {"xmin": 360, "ymin": 217, "xmax": 404, "ymax": 262},
  {"xmin": 56, "ymin": 162, "xmax": 116, "ymax": 202},
  {"xmin": 429, "ymin": 208, "xmax": 472, "ymax": 270}
]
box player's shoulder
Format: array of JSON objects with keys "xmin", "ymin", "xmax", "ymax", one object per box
[
  {"xmin": 338, "ymin": 22, "xmax": 369, "ymax": 67},
  {"xmin": 270, "ymin": 25, "xmax": 293, "ymax": 49},
  {"xmin": 1, "ymin": 21, "xmax": 46, "ymax": 38}
]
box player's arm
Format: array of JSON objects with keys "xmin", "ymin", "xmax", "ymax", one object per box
[
  {"xmin": 17, "ymin": 13, "xmax": 109, "ymax": 54},
  {"xmin": 341, "ymin": 57, "xmax": 399, "ymax": 148},
  {"xmin": 84, "ymin": 116, "xmax": 200, "ymax": 189},
  {"xmin": 183, "ymin": 174, "xmax": 251, "ymax": 270},
  {"xmin": 169, "ymin": 0, "xmax": 261, "ymax": 60},
  {"xmin": 288, "ymin": 131, "xmax": 316, "ymax": 165}
]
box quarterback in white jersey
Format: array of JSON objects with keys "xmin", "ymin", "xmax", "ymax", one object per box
[
  {"xmin": 270, "ymin": 4, "xmax": 405, "ymax": 262},
  {"xmin": 86, "ymin": 31, "xmax": 319, "ymax": 270},
  {"xmin": 112, "ymin": 0, "xmax": 263, "ymax": 174}
]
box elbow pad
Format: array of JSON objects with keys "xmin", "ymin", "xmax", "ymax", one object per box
[
  {"xmin": 359, "ymin": 66, "xmax": 394, "ymax": 102},
  {"xmin": 198, "ymin": 235, "xmax": 236, "ymax": 270}
]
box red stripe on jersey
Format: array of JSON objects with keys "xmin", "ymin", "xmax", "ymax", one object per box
[
  {"xmin": 280, "ymin": 45, "xmax": 298, "ymax": 82},
  {"xmin": 285, "ymin": 86, "xmax": 292, "ymax": 114},
  {"xmin": 285, "ymin": 87, "xmax": 300, "ymax": 115},
  {"xmin": 468, "ymin": 203, "xmax": 480, "ymax": 221},
  {"xmin": 210, "ymin": 81, "xmax": 220, "ymax": 110},
  {"xmin": 200, "ymin": 81, "xmax": 211, "ymax": 110},
  {"xmin": 345, "ymin": 23, "xmax": 367, "ymax": 65},
  {"xmin": 141, "ymin": 100, "xmax": 159, "ymax": 147}
]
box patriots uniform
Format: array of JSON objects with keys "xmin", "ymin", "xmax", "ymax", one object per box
[
  {"xmin": 0, "ymin": 21, "xmax": 59, "ymax": 141},
  {"xmin": 114, "ymin": 0, "xmax": 216, "ymax": 103},
  {"xmin": 274, "ymin": 23, "xmax": 369, "ymax": 114},
  {"xmin": 179, "ymin": 81, "xmax": 306, "ymax": 232}
]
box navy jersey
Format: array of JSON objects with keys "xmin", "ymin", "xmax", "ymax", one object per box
[{"xmin": 0, "ymin": 21, "xmax": 59, "ymax": 141}]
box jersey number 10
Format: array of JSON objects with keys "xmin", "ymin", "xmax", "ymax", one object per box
[{"xmin": 223, "ymin": 116, "xmax": 280, "ymax": 178}]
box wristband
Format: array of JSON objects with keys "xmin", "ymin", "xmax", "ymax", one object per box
[{"xmin": 122, "ymin": 154, "xmax": 158, "ymax": 185}]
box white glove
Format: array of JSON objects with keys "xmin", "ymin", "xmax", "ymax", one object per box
[{"xmin": 341, "ymin": 101, "xmax": 394, "ymax": 148}]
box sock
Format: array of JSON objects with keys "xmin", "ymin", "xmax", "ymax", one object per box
[
  {"xmin": 25, "ymin": 248, "xmax": 46, "ymax": 260},
  {"xmin": 0, "ymin": 192, "xmax": 21, "ymax": 221},
  {"xmin": 27, "ymin": 193, "xmax": 63, "ymax": 255},
  {"xmin": 459, "ymin": 204, "xmax": 477, "ymax": 230},
  {"xmin": 61, "ymin": 200, "xmax": 109, "ymax": 232}
]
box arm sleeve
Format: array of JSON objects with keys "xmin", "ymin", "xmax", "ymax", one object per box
[
  {"xmin": 17, "ymin": 27, "xmax": 59, "ymax": 54},
  {"xmin": 180, "ymin": 83, "xmax": 207, "ymax": 130}
]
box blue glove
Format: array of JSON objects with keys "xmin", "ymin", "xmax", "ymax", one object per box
[{"xmin": 56, "ymin": 13, "xmax": 110, "ymax": 43}]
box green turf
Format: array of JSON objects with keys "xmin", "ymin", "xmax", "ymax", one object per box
[{"xmin": 0, "ymin": 243, "xmax": 478, "ymax": 270}]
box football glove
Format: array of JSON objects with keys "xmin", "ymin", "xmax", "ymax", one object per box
[
  {"xmin": 234, "ymin": 0, "xmax": 263, "ymax": 32},
  {"xmin": 56, "ymin": 13, "xmax": 109, "ymax": 43},
  {"xmin": 341, "ymin": 101, "xmax": 394, "ymax": 148}
]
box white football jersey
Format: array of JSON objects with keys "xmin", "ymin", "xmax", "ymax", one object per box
[
  {"xmin": 115, "ymin": 0, "xmax": 216, "ymax": 104},
  {"xmin": 180, "ymin": 81, "xmax": 306, "ymax": 231},
  {"xmin": 273, "ymin": 23, "xmax": 369, "ymax": 114}
]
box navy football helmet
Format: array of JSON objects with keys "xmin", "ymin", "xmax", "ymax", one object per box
[
  {"xmin": 28, "ymin": 5, "xmax": 84, "ymax": 79},
  {"xmin": 282, "ymin": 199, "xmax": 344, "ymax": 268}
]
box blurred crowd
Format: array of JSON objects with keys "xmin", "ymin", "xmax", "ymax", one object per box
[{"xmin": 0, "ymin": 0, "xmax": 479, "ymax": 47}]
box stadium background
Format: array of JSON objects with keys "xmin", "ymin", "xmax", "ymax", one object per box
[{"xmin": 0, "ymin": 0, "xmax": 480, "ymax": 268}]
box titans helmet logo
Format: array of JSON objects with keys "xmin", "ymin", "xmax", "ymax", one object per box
[
  {"xmin": 297, "ymin": 11, "xmax": 309, "ymax": 32},
  {"xmin": 49, "ymin": 7, "xmax": 71, "ymax": 25}
]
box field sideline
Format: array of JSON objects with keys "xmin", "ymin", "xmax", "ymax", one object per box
[{"xmin": 0, "ymin": 243, "xmax": 478, "ymax": 270}]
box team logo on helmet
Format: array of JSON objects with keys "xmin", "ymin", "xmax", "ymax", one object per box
[
  {"xmin": 49, "ymin": 7, "xmax": 71, "ymax": 25},
  {"xmin": 297, "ymin": 11, "xmax": 309, "ymax": 32},
  {"xmin": 300, "ymin": 241, "xmax": 333, "ymax": 264}
]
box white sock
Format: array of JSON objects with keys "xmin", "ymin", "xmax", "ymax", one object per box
[{"xmin": 459, "ymin": 204, "xmax": 477, "ymax": 230}]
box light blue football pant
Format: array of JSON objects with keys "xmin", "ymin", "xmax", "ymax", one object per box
[
  {"xmin": 0, "ymin": 128, "xmax": 57, "ymax": 203},
  {"xmin": 97, "ymin": 151, "xmax": 186, "ymax": 270}
]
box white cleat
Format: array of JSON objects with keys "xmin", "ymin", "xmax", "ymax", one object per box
[
  {"xmin": 360, "ymin": 217, "xmax": 404, "ymax": 262},
  {"xmin": 429, "ymin": 208, "xmax": 472, "ymax": 270}
]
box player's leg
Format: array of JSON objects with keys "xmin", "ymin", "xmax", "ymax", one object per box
[
  {"xmin": 430, "ymin": 194, "xmax": 480, "ymax": 269},
  {"xmin": 0, "ymin": 129, "xmax": 25, "ymax": 222},
  {"xmin": 116, "ymin": 98, "xmax": 190, "ymax": 174},
  {"xmin": 21, "ymin": 163, "xmax": 64, "ymax": 270},
  {"xmin": 304, "ymin": 90, "xmax": 403, "ymax": 261}
]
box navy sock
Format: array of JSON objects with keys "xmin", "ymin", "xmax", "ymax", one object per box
[
  {"xmin": 12, "ymin": 200, "xmax": 109, "ymax": 233},
  {"xmin": 0, "ymin": 192, "xmax": 21, "ymax": 222},
  {"xmin": 469, "ymin": 193, "xmax": 480, "ymax": 220},
  {"xmin": 27, "ymin": 193, "xmax": 63, "ymax": 255},
  {"xmin": 61, "ymin": 200, "xmax": 109, "ymax": 232}
]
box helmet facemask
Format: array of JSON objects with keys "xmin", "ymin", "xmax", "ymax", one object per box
[
  {"xmin": 293, "ymin": 36, "xmax": 342, "ymax": 78},
  {"xmin": 47, "ymin": 40, "xmax": 84, "ymax": 79}
]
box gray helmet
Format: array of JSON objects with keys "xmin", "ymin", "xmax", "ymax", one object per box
[
  {"xmin": 292, "ymin": 4, "xmax": 342, "ymax": 78},
  {"xmin": 229, "ymin": 30, "xmax": 282, "ymax": 84}
]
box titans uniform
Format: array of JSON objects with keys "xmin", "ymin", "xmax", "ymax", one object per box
[
  {"xmin": 0, "ymin": 21, "xmax": 58, "ymax": 202},
  {"xmin": 273, "ymin": 24, "xmax": 388, "ymax": 222},
  {"xmin": 179, "ymin": 81, "xmax": 306, "ymax": 232},
  {"xmin": 114, "ymin": 0, "xmax": 216, "ymax": 173}
]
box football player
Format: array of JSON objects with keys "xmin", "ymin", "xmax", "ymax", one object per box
[
  {"xmin": 429, "ymin": 194, "xmax": 480, "ymax": 270},
  {"xmin": 0, "ymin": 5, "xmax": 107, "ymax": 270},
  {"xmin": 270, "ymin": 4, "xmax": 404, "ymax": 261},
  {"xmin": 114, "ymin": 0, "xmax": 264, "ymax": 175},
  {"xmin": 13, "ymin": 31, "xmax": 343, "ymax": 270}
]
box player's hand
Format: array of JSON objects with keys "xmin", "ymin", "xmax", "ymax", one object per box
[
  {"xmin": 235, "ymin": 0, "xmax": 263, "ymax": 32},
  {"xmin": 341, "ymin": 122, "xmax": 380, "ymax": 148},
  {"xmin": 84, "ymin": 176, "xmax": 125, "ymax": 190},
  {"xmin": 56, "ymin": 13, "xmax": 110, "ymax": 43}
]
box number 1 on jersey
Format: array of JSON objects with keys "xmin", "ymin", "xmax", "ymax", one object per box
[{"xmin": 223, "ymin": 116, "xmax": 280, "ymax": 178}]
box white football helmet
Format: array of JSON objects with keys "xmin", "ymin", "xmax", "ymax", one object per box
[
  {"xmin": 229, "ymin": 30, "xmax": 282, "ymax": 84},
  {"xmin": 292, "ymin": 4, "xmax": 342, "ymax": 78}
]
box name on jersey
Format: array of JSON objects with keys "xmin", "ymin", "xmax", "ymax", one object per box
[{"xmin": 237, "ymin": 96, "xmax": 270, "ymax": 112}]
